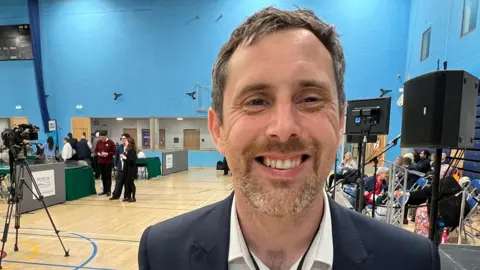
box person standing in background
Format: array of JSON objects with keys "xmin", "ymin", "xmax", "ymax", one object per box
[
  {"xmin": 42, "ymin": 136, "xmax": 57, "ymax": 163},
  {"xmin": 111, "ymin": 133, "xmax": 130, "ymax": 200},
  {"xmin": 61, "ymin": 137, "xmax": 74, "ymax": 162},
  {"xmin": 120, "ymin": 136, "xmax": 137, "ymax": 202},
  {"xmin": 94, "ymin": 131, "xmax": 116, "ymax": 196},
  {"xmin": 67, "ymin": 133, "xmax": 78, "ymax": 160},
  {"xmin": 76, "ymin": 133, "xmax": 92, "ymax": 166},
  {"xmin": 92, "ymin": 132, "xmax": 101, "ymax": 179}
]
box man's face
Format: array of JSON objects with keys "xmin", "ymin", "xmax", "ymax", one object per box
[
  {"xmin": 209, "ymin": 29, "xmax": 344, "ymax": 217},
  {"xmin": 101, "ymin": 136, "xmax": 107, "ymax": 142},
  {"xmin": 420, "ymin": 151, "xmax": 425, "ymax": 159}
]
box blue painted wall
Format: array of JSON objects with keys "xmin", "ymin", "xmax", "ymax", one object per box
[
  {"xmin": 1, "ymin": 0, "xmax": 412, "ymax": 164},
  {"xmin": 406, "ymin": 0, "xmax": 480, "ymax": 78},
  {"xmin": 0, "ymin": 0, "xmax": 43, "ymax": 137}
]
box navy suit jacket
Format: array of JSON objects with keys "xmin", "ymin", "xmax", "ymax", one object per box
[{"xmin": 138, "ymin": 192, "xmax": 440, "ymax": 270}]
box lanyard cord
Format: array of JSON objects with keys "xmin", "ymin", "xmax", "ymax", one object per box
[{"xmin": 246, "ymin": 222, "xmax": 321, "ymax": 270}]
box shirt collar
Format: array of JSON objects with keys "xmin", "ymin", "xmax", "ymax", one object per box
[{"xmin": 228, "ymin": 190, "xmax": 333, "ymax": 269}]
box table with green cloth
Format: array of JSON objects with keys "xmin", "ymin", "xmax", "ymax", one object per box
[
  {"xmin": 113, "ymin": 157, "xmax": 162, "ymax": 179},
  {"xmin": 137, "ymin": 157, "xmax": 161, "ymax": 178},
  {"xmin": 65, "ymin": 166, "xmax": 96, "ymax": 201}
]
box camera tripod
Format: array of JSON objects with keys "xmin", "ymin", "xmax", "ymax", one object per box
[{"xmin": 0, "ymin": 151, "xmax": 69, "ymax": 269}]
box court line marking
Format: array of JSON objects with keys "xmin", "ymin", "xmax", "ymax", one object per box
[
  {"xmin": 2, "ymin": 260, "xmax": 115, "ymax": 269},
  {"xmin": 24, "ymin": 228, "xmax": 139, "ymax": 238},
  {"xmin": 2, "ymin": 240, "xmax": 39, "ymax": 270},
  {"xmin": 71, "ymin": 232, "xmax": 98, "ymax": 270},
  {"xmin": 10, "ymin": 232, "xmax": 139, "ymax": 244},
  {"xmin": 19, "ymin": 228, "xmax": 99, "ymax": 270}
]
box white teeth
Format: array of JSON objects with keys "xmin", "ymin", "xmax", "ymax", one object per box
[{"xmin": 261, "ymin": 156, "xmax": 304, "ymax": 170}]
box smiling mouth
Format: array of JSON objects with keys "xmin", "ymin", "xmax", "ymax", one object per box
[{"xmin": 255, "ymin": 155, "xmax": 310, "ymax": 170}]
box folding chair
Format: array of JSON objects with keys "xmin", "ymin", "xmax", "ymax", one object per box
[
  {"xmin": 409, "ymin": 177, "xmax": 428, "ymax": 192},
  {"xmin": 459, "ymin": 180, "xmax": 480, "ymax": 244}
]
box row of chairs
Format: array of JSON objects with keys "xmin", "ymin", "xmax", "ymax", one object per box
[{"xmin": 457, "ymin": 179, "xmax": 480, "ymax": 244}]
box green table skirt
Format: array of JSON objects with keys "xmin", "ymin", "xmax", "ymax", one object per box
[
  {"xmin": 137, "ymin": 157, "xmax": 161, "ymax": 178},
  {"xmin": 65, "ymin": 166, "xmax": 96, "ymax": 201}
]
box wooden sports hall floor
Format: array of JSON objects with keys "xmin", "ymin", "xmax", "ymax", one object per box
[
  {"xmin": 0, "ymin": 169, "xmax": 478, "ymax": 269},
  {"xmin": 0, "ymin": 169, "xmax": 233, "ymax": 269}
]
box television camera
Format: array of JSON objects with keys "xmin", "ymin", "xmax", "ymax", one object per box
[
  {"xmin": 1, "ymin": 123, "xmax": 39, "ymax": 160},
  {"xmin": 0, "ymin": 123, "xmax": 69, "ymax": 269}
]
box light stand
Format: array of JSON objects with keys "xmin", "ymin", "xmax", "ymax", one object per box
[
  {"xmin": 331, "ymin": 156, "xmax": 338, "ymax": 200},
  {"xmin": 355, "ymin": 136, "xmax": 367, "ymax": 212},
  {"xmin": 0, "ymin": 145, "xmax": 69, "ymax": 269},
  {"xmin": 428, "ymin": 148, "xmax": 442, "ymax": 244}
]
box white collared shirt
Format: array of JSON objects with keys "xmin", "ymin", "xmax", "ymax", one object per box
[{"xmin": 228, "ymin": 190, "xmax": 333, "ymax": 270}]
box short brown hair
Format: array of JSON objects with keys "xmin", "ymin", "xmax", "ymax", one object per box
[{"xmin": 211, "ymin": 7, "xmax": 346, "ymax": 123}]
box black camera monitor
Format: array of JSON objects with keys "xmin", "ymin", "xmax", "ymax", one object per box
[{"xmin": 345, "ymin": 97, "xmax": 391, "ymax": 136}]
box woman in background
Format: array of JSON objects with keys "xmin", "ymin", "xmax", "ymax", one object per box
[
  {"xmin": 328, "ymin": 152, "xmax": 357, "ymax": 188},
  {"xmin": 42, "ymin": 136, "xmax": 57, "ymax": 163},
  {"xmin": 120, "ymin": 136, "xmax": 137, "ymax": 202}
]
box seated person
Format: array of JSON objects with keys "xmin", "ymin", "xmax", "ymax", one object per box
[
  {"xmin": 328, "ymin": 151, "xmax": 357, "ymax": 188},
  {"xmin": 364, "ymin": 167, "xmax": 389, "ymax": 205},
  {"xmin": 398, "ymin": 153, "xmax": 422, "ymax": 190},
  {"xmin": 403, "ymin": 164, "xmax": 455, "ymax": 224},
  {"xmin": 415, "ymin": 150, "xmax": 432, "ymax": 173}
]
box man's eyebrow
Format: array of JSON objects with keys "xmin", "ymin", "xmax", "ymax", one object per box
[
  {"xmin": 298, "ymin": 79, "xmax": 330, "ymax": 89},
  {"xmin": 236, "ymin": 82, "xmax": 274, "ymax": 97}
]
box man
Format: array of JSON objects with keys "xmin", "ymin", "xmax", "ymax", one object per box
[
  {"xmin": 110, "ymin": 133, "xmax": 130, "ymax": 200},
  {"xmin": 61, "ymin": 137, "xmax": 74, "ymax": 162},
  {"xmin": 138, "ymin": 7, "xmax": 440, "ymax": 270},
  {"xmin": 94, "ymin": 131, "xmax": 116, "ymax": 196},
  {"xmin": 76, "ymin": 133, "xmax": 92, "ymax": 166},
  {"xmin": 92, "ymin": 132, "xmax": 101, "ymax": 179},
  {"xmin": 416, "ymin": 150, "xmax": 432, "ymax": 173}
]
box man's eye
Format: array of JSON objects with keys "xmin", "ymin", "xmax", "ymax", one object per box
[
  {"xmin": 248, "ymin": 99, "xmax": 266, "ymax": 106},
  {"xmin": 303, "ymin": 97, "xmax": 319, "ymax": 103}
]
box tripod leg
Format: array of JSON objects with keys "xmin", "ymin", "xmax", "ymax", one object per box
[
  {"xmin": 22, "ymin": 162, "xmax": 70, "ymax": 257},
  {"xmin": 14, "ymin": 200, "xmax": 20, "ymax": 252},
  {"xmin": 0, "ymin": 187, "xmax": 18, "ymax": 269}
]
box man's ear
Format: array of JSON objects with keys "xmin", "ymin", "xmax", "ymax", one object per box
[{"xmin": 208, "ymin": 108, "xmax": 225, "ymax": 156}]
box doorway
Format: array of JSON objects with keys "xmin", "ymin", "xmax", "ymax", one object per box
[
  {"xmin": 71, "ymin": 117, "xmax": 91, "ymax": 141},
  {"xmin": 10, "ymin": 117, "xmax": 28, "ymax": 128},
  {"xmin": 159, "ymin": 129, "xmax": 165, "ymax": 149},
  {"xmin": 123, "ymin": 128, "xmax": 137, "ymax": 145},
  {"xmin": 183, "ymin": 129, "xmax": 200, "ymax": 150}
]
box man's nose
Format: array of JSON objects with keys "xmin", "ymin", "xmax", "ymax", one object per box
[{"xmin": 265, "ymin": 103, "xmax": 301, "ymax": 142}]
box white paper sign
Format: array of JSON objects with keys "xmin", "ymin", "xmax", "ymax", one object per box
[
  {"xmin": 166, "ymin": 154, "xmax": 173, "ymax": 169},
  {"xmin": 48, "ymin": 120, "xmax": 56, "ymax": 131},
  {"xmin": 31, "ymin": 170, "xmax": 56, "ymax": 199}
]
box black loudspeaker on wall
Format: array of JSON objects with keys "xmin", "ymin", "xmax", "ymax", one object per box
[{"xmin": 401, "ymin": 70, "xmax": 479, "ymax": 148}]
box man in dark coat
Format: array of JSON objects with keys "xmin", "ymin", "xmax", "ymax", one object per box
[
  {"xmin": 110, "ymin": 133, "xmax": 130, "ymax": 200},
  {"xmin": 138, "ymin": 7, "xmax": 440, "ymax": 270}
]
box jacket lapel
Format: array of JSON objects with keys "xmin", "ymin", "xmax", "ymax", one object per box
[
  {"xmin": 329, "ymin": 197, "xmax": 373, "ymax": 269},
  {"xmin": 189, "ymin": 192, "xmax": 234, "ymax": 270}
]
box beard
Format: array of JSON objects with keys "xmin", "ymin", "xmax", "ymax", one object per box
[{"xmin": 229, "ymin": 137, "xmax": 326, "ymax": 218}]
